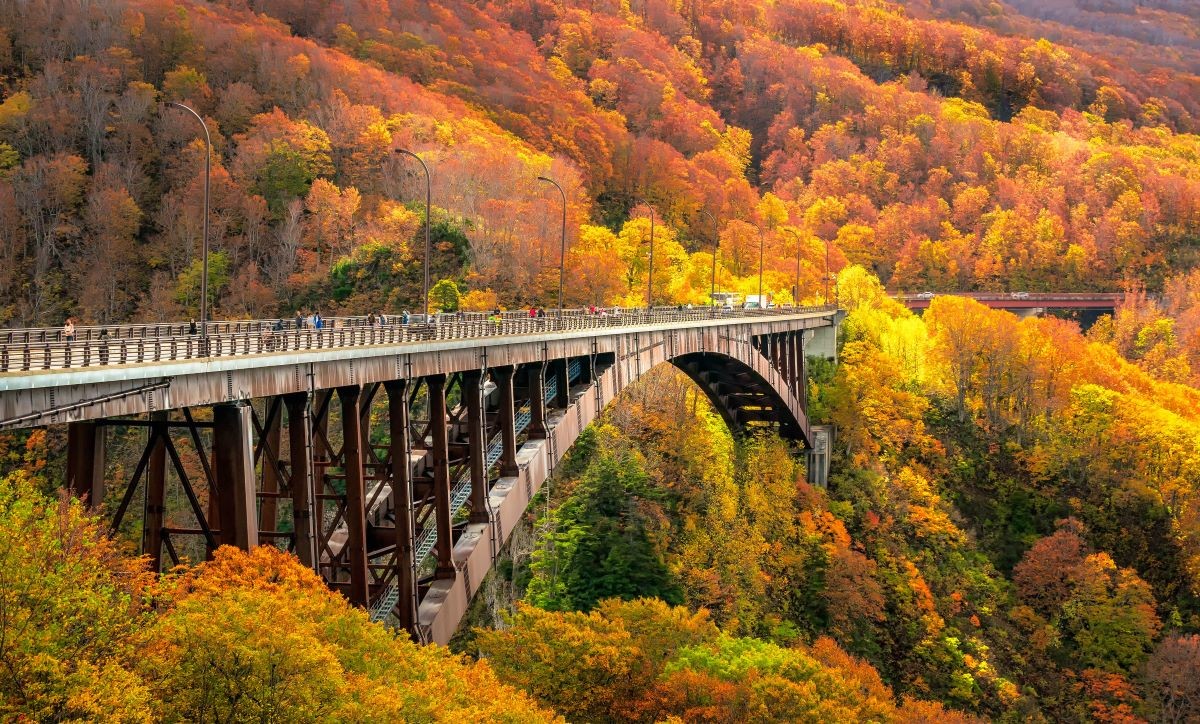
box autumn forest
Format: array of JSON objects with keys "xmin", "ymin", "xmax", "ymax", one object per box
[{"xmin": 3, "ymin": 0, "xmax": 1200, "ymax": 720}]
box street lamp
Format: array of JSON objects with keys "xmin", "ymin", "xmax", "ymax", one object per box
[
  {"xmin": 163, "ymin": 101, "xmax": 210, "ymax": 343},
  {"xmin": 785, "ymin": 228, "xmax": 802, "ymax": 308},
  {"xmin": 396, "ymin": 149, "xmax": 432, "ymax": 320},
  {"xmin": 537, "ymin": 176, "xmax": 567, "ymax": 318},
  {"xmin": 636, "ymin": 199, "xmax": 656, "ymax": 310},
  {"xmin": 757, "ymin": 224, "xmax": 765, "ymax": 309},
  {"xmin": 697, "ymin": 209, "xmax": 718, "ymax": 311},
  {"xmin": 824, "ymin": 238, "xmax": 832, "ymax": 305}
]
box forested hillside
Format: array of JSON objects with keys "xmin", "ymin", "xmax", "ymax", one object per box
[
  {"xmin": 456, "ymin": 269, "xmax": 1200, "ymax": 720},
  {"xmin": 5, "ymin": 0, "xmax": 1200, "ymax": 329},
  {"xmin": 3, "ymin": 0, "xmax": 1200, "ymax": 720}
]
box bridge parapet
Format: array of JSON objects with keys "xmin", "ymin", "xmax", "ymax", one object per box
[{"xmin": 0, "ymin": 306, "xmax": 834, "ymax": 377}]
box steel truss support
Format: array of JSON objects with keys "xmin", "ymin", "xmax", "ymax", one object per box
[
  {"xmin": 256, "ymin": 398, "xmax": 283, "ymax": 530},
  {"xmin": 552, "ymin": 358, "xmax": 570, "ymax": 409},
  {"xmin": 384, "ymin": 379, "xmax": 418, "ymax": 636},
  {"xmin": 494, "ymin": 366, "xmax": 520, "ymax": 477},
  {"xmin": 66, "ymin": 421, "xmax": 105, "ymax": 507},
  {"xmin": 337, "ymin": 385, "xmax": 370, "ymax": 606},
  {"xmin": 285, "ymin": 392, "xmax": 319, "ymax": 570},
  {"xmin": 526, "ymin": 361, "xmax": 547, "ymax": 440},
  {"xmin": 427, "ymin": 374, "xmax": 455, "ymax": 579},
  {"xmin": 213, "ymin": 402, "xmax": 259, "ymax": 551},
  {"xmin": 142, "ymin": 411, "xmax": 167, "ymax": 573},
  {"xmin": 462, "ymin": 370, "xmax": 490, "ymax": 524}
]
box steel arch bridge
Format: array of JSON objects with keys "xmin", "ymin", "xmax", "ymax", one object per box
[{"xmin": 0, "ymin": 306, "xmax": 840, "ymax": 644}]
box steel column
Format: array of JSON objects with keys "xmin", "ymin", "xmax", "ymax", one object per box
[
  {"xmin": 385, "ymin": 379, "xmax": 418, "ymax": 636},
  {"xmin": 427, "ymin": 374, "xmax": 456, "ymax": 579},
  {"xmin": 337, "ymin": 386, "xmax": 370, "ymax": 606},
  {"xmin": 553, "ymin": 358, "xmax": 570, "ymax": 409},
  {"xmin": 526, "ymin": 362, "xmax": 547, "ymax": 440},
  {"xmin": 142, "ymin": 412, "xmax": 167, "ymax": 572},
  {"xmin": 284, "ymin": 392, "xmax": 318, "ymax": 570},
  {"xmin": 212, "ymin": 402, "xmax": 259, "ymax": 551},
  {"xmin": 797, "ymin": 332, "xmax": 808, "ymax": 413},
  {"xmin": 66, "ymin": 421, "xmax": 105, "ymax": 506},
  {"xmin": 463, "ymin": 370, "xmax": 489, "ymax": 524},
  {"xmin": 495, "ymin": 366, "xmax": 520, "ymax": 476}
]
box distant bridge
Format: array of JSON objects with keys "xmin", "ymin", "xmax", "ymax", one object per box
[
  {"xmin": 0, "ymin": 306, "xmax": 841, "ymax": 644},
  {"xmin": 896, "ymin": 292, "xmax": 1122, "ymax": 313}
]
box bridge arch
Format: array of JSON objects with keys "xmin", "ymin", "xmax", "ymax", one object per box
[{"xmin": 668, "ymin": 351, "xmax": 808, "ymax": 442}]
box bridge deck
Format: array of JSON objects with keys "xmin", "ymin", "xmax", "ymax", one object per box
[
  {"xmin": 896, "ymin": 292, "xmax": 1122, "ymax": 311},
  {"xmin": 1, "ymin": 306, "xmax": 837, "ymax": 428}
]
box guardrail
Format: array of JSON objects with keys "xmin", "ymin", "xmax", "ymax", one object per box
[{"xmin": 0, "ymin": 306, "xmax": 837, "ymax": 374}]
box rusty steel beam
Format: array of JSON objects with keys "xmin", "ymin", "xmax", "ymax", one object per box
[
  {"xmin": 66, "ymin": 421, "xmax": 105, "ymax": 507},
  {"xmin": 427, "ymin": 374, "xmax": 455, "ymax": 579},
  {"xmin": 385, "ymin": 379, "xmax": 418, "ymax": 636},
  {"xmin": 494, "ymin": 366, "xmax": 519, "ymax": 477},
  {"xmin": 212, "ymin": 403, "xmax": 259, "ymax": 551},
  {"xmin": 553, "ymin": 358, "xmax": 569, "ymax": 409},
  {"xmin": 337, "ymin": 386, "xmax": 370, "ymax": 606},
  {"xmin": 525, "ymin": 362, "xmax": 547, "ymax": 440},
  {"xmin": 258, "ymin": 398, "xmax": 282, "ymax": 531},
  {"xmin": 142, "ymin": 412, "xmax": 167, "ymax": 573},
  {"xmin": 797, "ymin": 332, "xmax": 808, "ymax": 415},
  {"xmin": 463, "ymin": 370, "xmax": 489, "ymax": 524},
  {"xmin": 285, "ymin": 392, "xmax": 318, "ymax": 571}
]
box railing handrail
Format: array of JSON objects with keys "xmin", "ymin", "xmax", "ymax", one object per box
[{"xmin": 0, "ymin": 305, "xmax": 838, "ymax": 374}]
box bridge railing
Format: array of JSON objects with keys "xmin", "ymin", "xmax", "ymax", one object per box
[
  {"xmin": 893, "ymin": 292, "xmax": 1123, "ymax": 302},
  {"xmin": 0, "ymin": 305, "xmax": 836, "ymax": 374}
]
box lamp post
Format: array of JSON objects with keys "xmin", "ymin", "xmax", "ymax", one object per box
[
  {"xmin": 396, "ymin": 149, "xmax": 432, "ymax": 320},
  {"xmin": 824, "ymin": 238, "xmax": 832, "ymax": 305},
  {"xmin": 697, "ymin": 209, "xmax": 718, "ymax": 311},
  {"xmin": 537, "ymin": 176, "xmax": 567, "ymax": 319},
  {"xmin": 785, "ymin": 228, "xmax": 802, "ymax": 308},
  {"xmin": 164, "ymin": 102, "xmax": 210, "ymax": 344},
  {"xmin": 637, "ymin": 200, "xmax": 656, "ymax": 311},
  {"xmin": 757, "ymin": 224, "xmax": 765, "ymax": 309}
]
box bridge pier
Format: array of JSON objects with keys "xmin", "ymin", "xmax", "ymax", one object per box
[
  {"xmin": 525, "ymin": 362, "xmax": 548, "ymax": 440},
  {"xmin": 495, "ymin": 366, "xmax": 520, "ymax": 477},
  {"xmin": 284, "ymin": 392, "xmax": 319, "ymax": 571},
  {"xmin": 212, "ymin": 402, "xmax": 259, "ymax": 552},
  {"xmin": 385, "ymin": 379, "xmax": 418, "ymax": 637},
  {"xmin": 463, "ymin": 370, "xmax": 490, "ymax": 525},
  {"xmin": 142, "ymin": 412, "xmax": 167, "ymax": 573},
  {"xmin": 552, "ymin": 358, "xmax": 570, "ymax": 409},
  {"xmin": 66, "ymin": 421, "xmax": 105, "ymax": 507},
  {"xmin": 336, "ymin": 386, "xmax": 370, "ymax": 606},
  {"xmin": 427, "ymin": 374, "xmax": 456, "ymax": 580}
]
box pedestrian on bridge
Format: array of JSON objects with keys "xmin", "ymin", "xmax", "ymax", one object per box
[
  {"xmin": 98, "ymin": 329, "xmax": 109, "ymax": 365},
  {"xmin": 401, "ymin": 310, "xmax": 410, "ymax": 325},
  {"xmin": 189, "ymin": 318, "xmax": 197, "ymax": 335},
  {"xmin": 63, "ymin": 318, "xmax": 76, "ymax": 342}
]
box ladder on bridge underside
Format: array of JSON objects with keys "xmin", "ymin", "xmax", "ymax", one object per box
[{"xmin": 369, "ymin": 361, "xmax": 581, "ymax": 623}]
